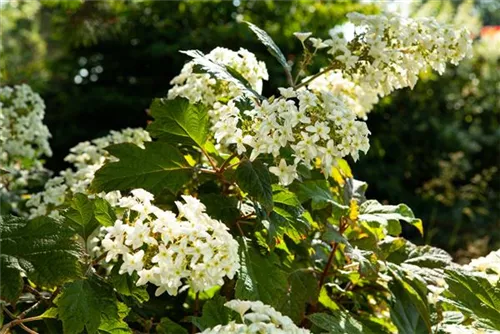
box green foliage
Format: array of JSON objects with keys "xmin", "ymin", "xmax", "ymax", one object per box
[
  {"xmin": 93, "ymin": 197, "xmax": 117, "ymax": 227},
  {"xmin": 157, "ymin": 317, "xmax": 188, "ymax": 334},
  {"xmin": 266, "ymin": 186, "xmax": 311, "ymax": 245},
  {"xmin": 54, "ymin": 277, "xmax": 130, "ymax": 334},
  {"xmin": 278, "ymin": 271, "xmax": 318, "ymax": 323},
  {"xmin": 235, "ymin": 160, "xmax": 273, "ymax": 212},
  {"xmin": 147, "ymin": 97, "xmax": 210, "ymax": 147},
  {"xmin": 388, "ymin": 264, "xmax": 431, "ymax": 334},
  {"xmin": 235, "ymin": 244, "xmax": 288, "ymax": 309},
  {"xmin": 191, "ymin": 295, "xmax": 231, "ymax": 331},
  {"xmin": 90, "ymin": 142, "xmax": 192, "ymax": 195},
  {"xmin": 358, "ymin": 200, "xmax": 424, "ymax": 236},
  {"xmin": 64, "ymin": 193, "xmax": 100, "ymax": 240},
  {"xmin": 181, "ymin": 50, "xmax": 263, "ymax": 99},
  {"xmin": 245, "ymin": 21, "xmax": 291, "ymax": 78},
  {"xmin": 0, "ymin": 215, "xmax": 82, "ymax": 303},
  {"xmin": 308, "ymin": 311, "xmax": 376, "ymax": 334},
  {"xmin": 443, "ymin": 269, "xmax": 500, "ymax": 330},
  {"xmin": 109, "ymin": 265, "xmax": 149, "ymax": 303}
]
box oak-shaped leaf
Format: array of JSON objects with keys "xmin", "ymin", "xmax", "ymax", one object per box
[
  {"xmin": 90, "ymin": 142, "xmax": 192, "ymax": 196},
  {"xmin": 0, "ymin": 215, "xmax": 82, "ymax": 303}
]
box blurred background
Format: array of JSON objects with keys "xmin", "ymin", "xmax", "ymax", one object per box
[{"xmin": 1, "ymin": 0, "xmax": 499, "ymax": 261}]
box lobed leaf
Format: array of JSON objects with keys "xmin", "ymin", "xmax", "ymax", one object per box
[
  {"xmin": 0, "ymin": 215, "xmax": 82, "ymax": 303},
  {"xmin": 90, "ymin": 142, "xmax": 192, "ymax": 196},
  {"xmin": 64, "ymin": 193, "xmax": 100, "ymax": 240},
  {"xmin": 191, "ymin": 295, "xmax": 231, "ymax": 331},
  {"xmin": 55, "ymin": 277, "xmax": 131, "ymax": 334},
  {"xmin": 235, "ymin": 160, "xmax": 273, "ymax": 213},
  {"xmin": 235, "ymin": 243, "xmax": 288, "ymax": 309},
  {"xmin": 443, "ymin": 269, "xmax": 500, "ymax": 331},
  {"xmin": 147, "ymin": 97, "xmax": 210, "ymax": 148},
  {"xmin": 359, "ymin": 200, "xmax": 424, "ymax": 236}
]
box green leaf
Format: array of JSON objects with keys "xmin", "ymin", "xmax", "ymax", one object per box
[
  {"xmin": 90, "ymin": 142, "xmax": 192, "ymax": 196},
  {"xmin": 147, "ymin": 98, "xmax": 210, "ymax": 148},
  {"xmin": 191, "ymin": 295, "xmax": 231, "ymax": 331},
  {"xmin": 98, "ymin": 302, "xmax": 131, "ymax": 334},
  {"xmin": 293, "ymin": 179, "xmax": 336, "ymax": 211},
  {"xmin": 199, "ymin": 194, "xmax": 240, "ymax": 224},
  {"xmin": 388, "ymin": 264, "xmax": 432, "ymax": 334},
  {"xmin": 157, "ymin": 317, "xmax": 188, "ymax": 334},
  {"xmin": 404, "ymin": 245, "xmax": 452, "ymax": 268},
  {"xmin": 266, "ymin": 186, "xmax": 310, "ymax": 245},
  {"xmin": 93, "ymin": 198, "xmax": 117, "ymax": 227},
  {"xmin": 55, "ymin": 277, "xmax": 130, "ymax": 334},
  {"xmin": 343, "ymin": 178, "xmax": 368, "ymax": 203},
  {"xmin": 109, "ymin": 265, "xmax": 149, "ymax": 303},
  {"xmin": 0, "ymin": 264, "xmax": 23, "ymax": 303},
  {"xmin": 345, "ymin": 247, "xmax": 379, "ymax": 279},
  {"xmin": 64, "ymin": 193, "xmax": 99, "ymax": 240},
  {"xmin": 244, "ymin": 21, "xmax": 291, "ymax": 74},
  {"xmin": 181, "ymin": 50, "xmax": 263, "ymax": 99},
  {"xmin": 308, "ymin": 311, "xmax": 376, "ymax": 334},
  {"xmin": 443, "ymin": 269, "xmax": 500, "ymax": 330},
  {"xmin": 0, "ymin": 215, "xmax": 82, "ymax": 303},
  {"xmin": 235, "ymin": 160, "xmax": 273, "ymax": 212},
  {"xmin": 358, "ymin": 200, "xmax": 423, "ymax": 236},
  {"xmin": 235, "ymin": 244, "xmax": 288, "ymax": 309},
  {"xmin": 55, "ymin": 279, "xmax": 104, "ymax": 334},
  {"xmin": 277, "ymin": 270, "xmax": 318, "ymax": 323}
]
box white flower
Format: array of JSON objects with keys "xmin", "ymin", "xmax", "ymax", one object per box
[
  {"xmin": 293, "ymin": 32, "xmax": 312, "ymax": 43},
  {"xmin": 310, "ymin": 37, "xmax": 328, "ymax": 49},
  {"xmin": 119, "ymin": 250, "xmax": 145, "ymax": 275},
  {"xmin": 269, "ymin": 159, "xmax": 298, "ymax": 186},
  {"xmin": 278, "ymin": 87, "xmax": 296, "ymax": 99}
]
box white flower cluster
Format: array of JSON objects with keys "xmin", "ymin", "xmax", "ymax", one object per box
[
  {"xmin": 0, "ymin": 84, "xmax": 52, "ymax": 191},
  {"xmin": 304, "ymin": 12, "xmax": 472, "ymax": 117},
  {"xmin": 168, "ymin": 47, "xmax": 269, "ymax": 105},
  {"xmin": 307, "ymin": 70, "xmax": 378, "ymax": 119},
  {"xmin": 463, "ymin": 249, "xmax": 500, "ymax": 285},
  {"xmin": 246, "ymin": 89, "xmax": 369, "ymax": 185},
  {"xmin": 200, "ymin": 300, "xmax": 310, "ymax": 334},
  {"xmin": 102, "ymin": 189, "xmax": 239, "ymax": 296},
  {"xmin": 26, "ymin": 128, "xmax": 151, "ymax": 218}
]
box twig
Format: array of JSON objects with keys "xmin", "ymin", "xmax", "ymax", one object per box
[
  {"xmin": 19, "ymin": 323, "xmax": 39, "ymax": 334},
  {"xmin": 318, "ymin": 241, "xmax": 340, "ymax": 291},
  {"xmin": 224, "ymin": 160, "xmax": 244, "ymax": 171},
  {"xmin": 200, "ymin": 148, "xmax": 218, "ymax": 171},
  {"xmin": 24, "ymin": 286, "xmax": 44, "ymax": 302},
  {"xmin": 285, "ymin": 68, "xmax": 295, "ymax": 88},
  {"xmin": 199, "ymin": 168, "xmax": 217, "ymax": 174},
  {"xmin": 236, "ymin": 221, "xmax": 245, "ymax": 237},
  {"xmin": 92, "ymin": 251, "xmax": 108, "ymax": 266},
  {"xmin": 0, "ymin": 314, "xmax": 42, "ymax": 334},
  {"xmin": 219, "ymin": 152, "xmax": 238, "ymax": 172},
  {"xmin": 295, "ymin": 65, "xmax": 336, "ymax": 90},
  {"xmin": 18, "ymin": 301, "xmax": 42, "ymax": 320},
  {"xmin": 192, "ymin": 292, "xmax": 200, "ymax": 334}
]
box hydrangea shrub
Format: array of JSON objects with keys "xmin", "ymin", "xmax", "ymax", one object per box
[{"xmin": 2, "ymin": 12, "xmax": 499, "ymax": 334}]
